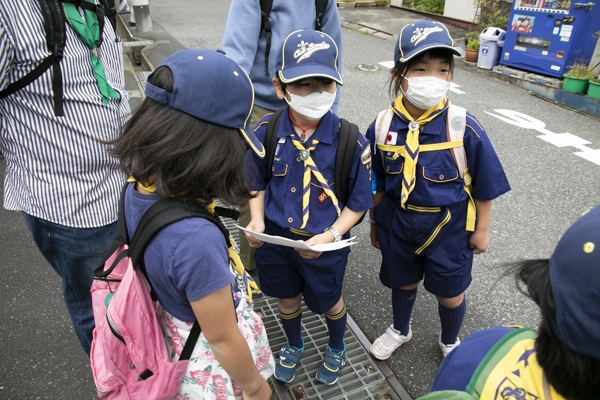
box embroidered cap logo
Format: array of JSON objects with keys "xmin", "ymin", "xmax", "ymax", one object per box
[
  {"xmin": 294, "ymin": 40, "xmax": 331, "ymax": 63},
  {"xmin": 410, "ymin": 26, "xmax": 444, "ymax": 46}
]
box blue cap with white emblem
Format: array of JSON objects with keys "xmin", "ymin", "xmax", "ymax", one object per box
[
  {"xmin": 277, "ymin": 29, "xmax": 343, "ymax": 85},
  {"xmin": 394, "ymin": 20, "xmax": 461, "ymax": 64}
]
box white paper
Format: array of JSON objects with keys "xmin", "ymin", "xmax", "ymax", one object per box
[{"xmin": 236, "ymin": 225, "xmax": 357, "ymax": 252}]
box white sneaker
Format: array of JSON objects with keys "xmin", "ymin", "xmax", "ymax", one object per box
[
  {"xmin": 370, "ymin": 325, "xmax": 412, "ymax": 360},
  {"xmin": 439, "ymin": 336, "xmax": 461, "ymax": 357}
]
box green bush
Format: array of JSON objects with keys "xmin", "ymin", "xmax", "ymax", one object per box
[
  {"xmin": 466, "ymin": 34, "xmax": 480, "ymax": 50},
  {"xmin": 476, "ymin": 0, "xmax": 510, "ymax": 31},
  {"xmin": 408, "ymin": 0, "xmax": 445, "ymax": 15},
  {"xmin": 564, "ymin": 59, "xmax": 594, "ymax": 79}
]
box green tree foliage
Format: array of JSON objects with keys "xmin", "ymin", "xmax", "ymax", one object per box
[
  {"xmin": 466, "ymin": 0, "xmax": 511, "ymax": 51},
  {"xmin": 408, "ymin": 0, "xmax": 445, "ymax": 15},
  {"xmin": 476, "ymin": 0, "xmax": 510, "ymax": 31}
]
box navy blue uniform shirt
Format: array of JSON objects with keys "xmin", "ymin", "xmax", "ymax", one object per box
[
  {"xmin": 246, "ymin": 109, "xmax": 373, "ymax": 235},
  {"xmin": 365, "ymin": 101, "xmax": 510, "ymax": 206}
]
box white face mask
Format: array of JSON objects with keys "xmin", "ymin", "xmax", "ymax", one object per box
[
  {"xmin": 285, "ymin": 89, "xmax": 336, "ymax": 119},
  {"xmin": 400, "ymin": 76, "xmax": 450, "ymax": 110}
]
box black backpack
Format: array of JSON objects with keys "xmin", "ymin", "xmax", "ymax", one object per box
[
  {"xmin": 264, "ymin": 109, "xmax": 366, "ymax": 226},
  {"xmin": 259, "ymin": 0, "xmax": 328, "ymax": 76},
  {"xmin": 0, "ymin": 0, "xmax": 116, "ymax": 117}
]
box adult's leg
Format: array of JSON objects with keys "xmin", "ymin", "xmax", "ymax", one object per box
[
  {"xmin": 238, "ymin": 105, "xmax": 274, "ymax": 272},
  {"xmin": 125, "ymin": 0, "xmax": 135, "ymax": 25},
  {"xmin": 23, "ymin": 214, "xmax": 117, "ymax": 355},
  {"xmin": 237, "ymin": 203, "xmax": 256, "ymax": 271}
]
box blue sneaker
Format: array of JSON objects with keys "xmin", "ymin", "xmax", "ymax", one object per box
[
  {"xmin": 274, "ymin": 341, "xmax": 304, "ymax": 383},
  {"xmin": 315, "ymin": 343, "xmax": 346, "ymax": 385}
]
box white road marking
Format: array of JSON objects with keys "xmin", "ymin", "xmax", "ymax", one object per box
[
  {"xmin": 378, "ymin": 61, "xmax": 395, "ymax": 69},
  {"xmin": 485, "ymin": 109, "xmax": 600, "ymax": 166},
  {"xmin": 449, "ymin": 82, "xmax": 465, "ymax": 94}
]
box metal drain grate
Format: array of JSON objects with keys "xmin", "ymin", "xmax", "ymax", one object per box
[
  {"xmin": 215, "ymin": 205, "xmax": 407, "ymax": 400},
  {"xmin": 216, "ymin": 208, "xmax": 242, "ymax": 255},
  {"xmin": 254, "ymin": 296, "xmax": 401, "ymax": 400}
]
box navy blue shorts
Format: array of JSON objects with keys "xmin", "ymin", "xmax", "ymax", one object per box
[
  {"xmin": 255, "ymin": 219, "xmax": 350, "ymax": 315},
  {"xmin": 374, "ymin": 195, "xmax": 473, "ymax": 298}
]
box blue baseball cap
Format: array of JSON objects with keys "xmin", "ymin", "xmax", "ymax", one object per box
[
  {"xmin": 549, "ymin": 204, "xmax": 600, "ymax": 359},
  {"xmin": 145, "ymin": 49, "xmax": 265, "ymax": 158},
  {"xmin": 394, "ymin": 20, "xmax": 461, "ymax": 63},
  {"xmin": 277, "ymin": 29, "xmax": 343, "ymax": 85}
]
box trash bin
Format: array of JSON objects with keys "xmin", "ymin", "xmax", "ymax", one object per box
[{"xmin": 477, "ymin": 27, "xmax": 506, "ymax": 70}]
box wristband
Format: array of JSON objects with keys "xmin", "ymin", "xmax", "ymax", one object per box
[{"xmin": 367, "ymin": 216, "xmax": 376, "ymax": 225}]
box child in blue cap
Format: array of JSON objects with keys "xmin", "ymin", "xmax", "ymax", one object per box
[
  {"xmin": 108, "ymin": 49, "xmax": 274, "ymax": 400},
  {"xmin": 244, "ymin": 29, "xmax": 373, "ymax": 385},
  {"xmin": 420, "ymin": 204, "xmax": 600, "ymax": 399},
  {"xmin": 365, "ymin": 21, "xmax": 511, "ymax": 360}
]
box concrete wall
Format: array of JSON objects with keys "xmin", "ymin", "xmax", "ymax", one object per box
[{"xmin": 443, "ymin": 0, "xmax": 478, "ymax": 22}]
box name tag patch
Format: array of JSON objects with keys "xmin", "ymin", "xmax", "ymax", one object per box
[
  {"xmin": 318, "ymin": 191, "xmax": 328, "ymax": 204},
  {"xmin": 275, "ymin": 137, "xmax": 286, "ymax": 157}
]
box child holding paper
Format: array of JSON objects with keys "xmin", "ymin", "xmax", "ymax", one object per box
[{"xmin": 244, "ymin": 29, "xmax": 372, "ymax": 385}]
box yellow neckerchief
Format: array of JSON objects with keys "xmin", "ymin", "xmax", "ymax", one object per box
[
  {"xmin": 377, "ymin": 95, "xmax": 452, "ymax": 160},
  {"xmin": 127, "ymin": 177, "xmax": 259, "ymax": 298},
  {"xmin": 288, "ymin": 134, "xmax": 341, "ymax": 229},
  {"xmin": 375, "ymin": 100, "xmax": 477, "ymax": 232},
  {"xmin": 376, "ymin": 99, "xmax": 458, "ymax": 160},
  {"xmin": 391, "ymin": 96, "xmax": 445, "ymax": 208}
]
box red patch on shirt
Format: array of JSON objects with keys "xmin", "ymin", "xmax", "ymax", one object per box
[{"xmin": 318, "ymin": 191, "xmax": 328, "ymax": 204}]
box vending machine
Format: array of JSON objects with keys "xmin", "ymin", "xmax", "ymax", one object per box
[{"xmin": 500, "ymin": 1, "xmax": 600, "ymax": 78}]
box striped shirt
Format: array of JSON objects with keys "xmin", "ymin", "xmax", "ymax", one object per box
[{"xmin": 0, "ymin": 0, "xmax": 130, "ymax": 228}]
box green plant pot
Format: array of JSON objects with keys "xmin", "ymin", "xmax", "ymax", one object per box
[
  {"xmin": 586, "ymin": 80, "xmax": 600, "ymax": 99},
  {"xmin": 562, "ymin": 75, "xmax": 589, "ymax": 94}
]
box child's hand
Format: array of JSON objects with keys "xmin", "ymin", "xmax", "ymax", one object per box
[
  {"xmin": 370, "ymin": 224, "xmax": 380, "ymax": 249},
  {"xmin": 295, "ymin": 232, "xmax": 330, "ymax": 259},
  {"xmin": 469, "ymin": 229, "xmax": 489, "ymax": 254},
  {"xmin": 244, "ymin": 219, "xmax": 265, "ymax": 249}
]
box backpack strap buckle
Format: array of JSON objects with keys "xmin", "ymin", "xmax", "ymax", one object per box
[{"xmin": 53, "ymin": 43, "xmax": 64, "ymax": 59}]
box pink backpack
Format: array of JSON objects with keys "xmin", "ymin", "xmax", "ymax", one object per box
[{"xmin": 90, "ymin": 188, "xmax": 231, "ymax": 399}]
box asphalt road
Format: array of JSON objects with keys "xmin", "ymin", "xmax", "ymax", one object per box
[{"xmin": 2, "ymin": 2, "xmax": 600, "ymax": 399}]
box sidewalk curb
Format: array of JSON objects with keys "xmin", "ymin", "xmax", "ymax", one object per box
[{"xmin": 117, "ymin": 13, "xmax": 156, "ymax": 72}]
